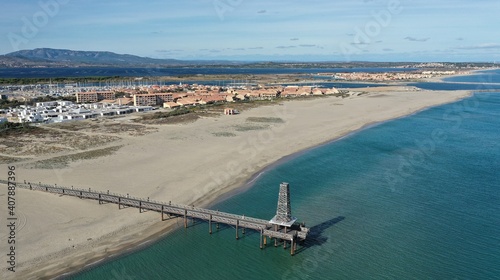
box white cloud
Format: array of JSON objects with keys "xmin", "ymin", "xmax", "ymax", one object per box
[
  {"xmin": 404, "ymin": 37, "xmax": 430, "ymax": 42},
  {"xmin": 456, "ymin": 43, "xmax": 500, "ymax": 50}
]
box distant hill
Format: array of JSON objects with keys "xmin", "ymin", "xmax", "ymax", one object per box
[
  {"xmin": 1, "ymin": 48, "xmax": 493, "ymax": 69},
  {"xmin": 0, "ymin": 48, "xmax": 233, "ymax": 68}
]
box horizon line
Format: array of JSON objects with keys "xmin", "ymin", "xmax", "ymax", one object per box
[{"xmin": 2, "ymin": 48, "xmax": 499, "ymax": 64}]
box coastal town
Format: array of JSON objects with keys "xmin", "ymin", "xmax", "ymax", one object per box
[
  {"xmin": 322, "ymin": 70, "xmax": 467, "ymax": 81},
  {"xmin": 0, "ymin": 82, "xmax": 345, "ymax": 124},
  {"xmin": 0, "ymin": 69, "xmax": 474, "ymax": 124}
]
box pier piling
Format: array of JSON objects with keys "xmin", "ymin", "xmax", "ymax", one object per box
[
  {"xmin": 209, "ymin": 215, "xmax": 212, "ymax": 234},
  {"xmin": 260, "ymin": 230, "xmax": 263, "ymax": 249},
  {"xmin": 184, "ymin": 209, "xmax": 188, "ymax": 228},
  {"xmin": 236, "ymin": 219, "xmax": 239, "ymax": 240}
]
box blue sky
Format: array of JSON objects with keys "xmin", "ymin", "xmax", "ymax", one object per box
[{"xmin": 2, "ymin": 0, "xmax": 499, "ymax": 62}]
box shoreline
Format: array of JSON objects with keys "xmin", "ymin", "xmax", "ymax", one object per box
[
  {"xmin": 205, "ymin": 89, "xmax": 474, "ymax": 207},
  {"xmin": 1, "ymin": 86, "xmax": 473, "ymax": 280},
  {"xmin": 63, "ymin": 89, "xmax": 473, "ymax": 280},
  {"xmin": 54, "ymin": 218, "xmax": 181, "ymax": 279}
]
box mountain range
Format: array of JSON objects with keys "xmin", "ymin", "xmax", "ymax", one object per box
[
  {"xmin": 0, "ymin": 48, "xmax": 236, "ymax": 68},
  {"xmin": 0, "ymin": 48, "xmax": 492, "ymax": 70}
]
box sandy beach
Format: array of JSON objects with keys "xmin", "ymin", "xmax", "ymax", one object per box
[{"xmin": 0, "ymin": 86, "xmax": 471, "ymax": 279}]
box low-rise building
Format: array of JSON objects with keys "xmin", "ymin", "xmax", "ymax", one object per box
[
  {"xmin": 224, "ymin": 108, "xmax": 239, "ymax": 115},
  {"xmin": 176, "ymin": 97, "xmax": 198, "ymax": 106},
  {"xmin": 76, "ymin": 91, "xmax": 115, "ymax": 103},
  {"xmin": 164, "ymin": 102, "xmax": 181, "ymax": 109},
  {"xmin": 133, "ymin": 94, "xmax": 157, "ymax": 106},
  {"xmin": 76, "ymin": 92, "xmax": 98, "ymax": 103},
  {"xmin": 261, "ymin": 91, "xmax": 279, "ymax": 99},
  {"xmin": 133, "ymin": 93, "xmax": 173, "ymax": 106},
  {"xmin": 312, "ymin": 88, "xmax": 324, "ymax": 95},
  {"xmin": 132, "ymin": 106, "xmax": 153, "ymax": 112},
  {"xmin": 35, "ymin": 101, "xmax": 58, "ymax": 107}
]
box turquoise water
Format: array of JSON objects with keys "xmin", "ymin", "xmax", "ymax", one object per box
[
  {"xmin": 0, "ymin": 67, "xmax": 411, "ymax": 78},
  {"xmin": 444, "ymin": 69, "xmax": 500, "ymax": 84},
  {"xmin": 69, "ymin": 92, "xmax": 500, "ymax": 278},
  {"xmin": 411, "ymin": 69, "xmax": 500, "ymax": 91},
  {"xmin": 408, "ymin": 82, "xmax": 500, "ymax": 91}
]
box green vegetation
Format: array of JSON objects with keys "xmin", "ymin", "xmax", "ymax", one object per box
[
  {"xmin": 234, "ymin": 124, "xmax": 269, "ymax": 132},
  {"xmin": 334, "ymin": 92, "xmax": 350, "ymax": 98},
  {"xmin": 212, "ymin": 132, "xmax": 236, "ymax": 137},
  {"xmin": 0, "ymin": 155, "xmax": 23, "ymax": 164},
  {"xmin": 139, "ymin": 107, "xmax": 192, "ymax": 120},
  {"xmin": 0, "ymin": 122, "xmax": 38, "ymax": 135},
  {"xmin": 27, "ymin": 145, "xmax": 123, "ymax": 169},
  {"xmin": 0, "ymin": 99, "xmax": 22, "ymax": 109},
  {"xmin": 246, "ymin": 117, "xmax": 284, "ymax": 123}
]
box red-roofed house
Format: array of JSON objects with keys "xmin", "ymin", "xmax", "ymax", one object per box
[
  {"xmin": 164, "ymin": 102, "xmax": 181, "ymax": 109},
  {"xmin": 176, "ymin": 97, "xmax": 199, "ymax": 106}
]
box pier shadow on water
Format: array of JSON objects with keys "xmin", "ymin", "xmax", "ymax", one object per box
[{"xmin": 295, "ymin": 216, "xmax": 345, "ymax": 255}]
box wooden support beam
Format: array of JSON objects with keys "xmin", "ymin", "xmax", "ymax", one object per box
[
  {"xmin": 236, "ymin": 219, "xmax": 239, "ymax": 240},
  {"xmin": 161, "ymin": 205, "xmax": 164, "ymax": 221},
  {"xmin": 260, "ymin": 229, "xmax": 263, "ymax": 249},
  {"xmin": 209, "ymin": 215, "xmax": 212, "ymax": 234},
  {"xmin": 284, "ymin": 227, "xmax": 288, "ymax": 249},
  {"xmin": 274, "ymin": 225, "xmax": 279, "ymax": 247},
  {"xmin": 184, "ymin": 209, "xmax": 187, "ymax": 228},
  {"xmin": 290, "ymin": 238, "xmax": 296, "ymax": 256}
]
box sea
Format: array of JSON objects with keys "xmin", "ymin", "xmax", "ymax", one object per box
[
  {"xmin": 0, "ymin": 67, "xmax": 397, "ymax": 90},
  {"xmin": 60, "ymin": 69, "xmax": 499, "ymax": 279},
  {"xmin": 0, "ymin": 67, "xmax": 410, "ymax": 79}
]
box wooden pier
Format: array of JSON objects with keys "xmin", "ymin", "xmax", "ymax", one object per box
[{"xmin": 1, "ymin": 180, "xmax": 309, "ymax": 255}]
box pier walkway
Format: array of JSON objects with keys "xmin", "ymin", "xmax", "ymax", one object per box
[{"xmin": 1, "ymin": 180, "xmax": 309, "ymax": 255}]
